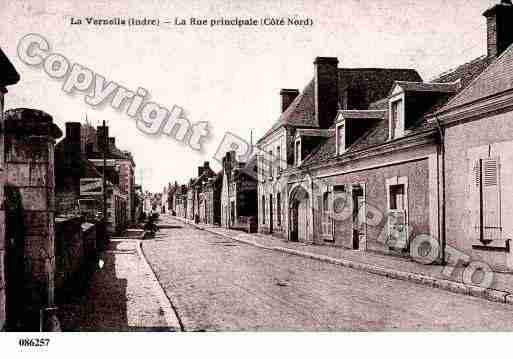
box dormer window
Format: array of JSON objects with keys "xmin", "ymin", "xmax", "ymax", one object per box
[
  {"xmin": 336, "ymin": 122, "xmax": 345, "ymax": 155},
  {"xmin": 294, "ymin": 138, "xmax": 301, "ymax": 166},
  {"xmin": 389, "ymin": 97, "xmax": 404, "ymax": 139}
]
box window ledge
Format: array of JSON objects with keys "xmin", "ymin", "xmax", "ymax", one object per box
[{"xmin": 472, "ymin": 239, "xmax": 510, "ymax": 252}]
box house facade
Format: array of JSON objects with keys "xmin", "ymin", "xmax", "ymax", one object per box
[
  {"xmin": 255, "ymin": 0, "xmax": 513, "ymax": 271},
  {"xmin": 432, "ymin": 0, "xmax": 513, "ymax": 271},
  {"xmin": 257, "ymin": 57, "xmax": 423, "ymax": 242},
  {"xmin": 220, "ymin": 151, "xmax": 258, "ymax": 232},
  {"xmin": 175, "ymin": 185, "xmax": 188, "ymax": 218}
]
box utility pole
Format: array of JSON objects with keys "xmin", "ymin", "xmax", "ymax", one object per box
[{"xmin": 102, "ymin": 120, "xmax": 107, "ymax": 234}]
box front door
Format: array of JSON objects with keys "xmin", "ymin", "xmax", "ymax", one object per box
[
  {"xmin": 298, "ymin": 198, "xmax": 309, "ymax": 243},
  {"xmin": 352, "ymin": 184, "xmax": 366, "ymax": 250},
  {"xmin": 269, "ymin": 195, "xmax": 274, "ymax": 233},
  {"xmin": 230, "ymin": 201, "xmax": 235, "ymax": 227}
]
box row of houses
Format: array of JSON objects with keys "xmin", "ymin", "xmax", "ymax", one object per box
[
  {"xmin": 55, "ymin": 121, "xmax": 138, "ymax": 235},
  {"xmin": 164, "ymin": 154, "xmax": 258, "ymax": 232},
  {"xmin": 167, "ymin": 0, "xmax": 513, "ymax": 272},
  {"xmin": 254, "ymin": 0, "xmax": 513, "ymax": 272}
]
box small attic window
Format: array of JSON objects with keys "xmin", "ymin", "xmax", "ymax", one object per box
[
  {"xmin": 336, "ymin": 123, "xmax": 345, "ymax": 155},
  {"xmin": 389, "ymin": 98, "xmax": 404, "ymax": 139}
]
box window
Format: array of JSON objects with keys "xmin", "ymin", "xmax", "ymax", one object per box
[
  {"xmin": 277, "ymin": 192, "xmax": 281, "ymax": 226},
  {"xmin": 336, "ymin": 123, "xmax": 345, "ymax": 155},
  {"xmin": 276, "ymin": 146, "xmax": 281, "ymax": 176},
  {"xmin": 389, "ymin": 184, "xmax": 405, "ymax": 210},
  {"xmin": 268, "ymin": 150, "xmax": 273, "ymax": 178},
  {"xmin": 261, "ymin": 195, "xmax": 265, "ymax": 224},
  {"xmin": 390, "ymin": 99, "xmax": 404, "ymax": 139},
  {"xmin": 295, "ymin": 139, "xmax": 301, "ymax": 166},
  {"xmin": 472, "ymin": 157, "xmax": 501, "ymax": 243}
]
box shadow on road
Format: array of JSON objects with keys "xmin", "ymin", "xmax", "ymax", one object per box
[{"xmin": 58, "ymin": 241, "xmax": 130, "ymax": 331}]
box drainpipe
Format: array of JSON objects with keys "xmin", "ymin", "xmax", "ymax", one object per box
[{"xmin": 434, "ymin": 117, "xmax": 446, "ymax": 265}]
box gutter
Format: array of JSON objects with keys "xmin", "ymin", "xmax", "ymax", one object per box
[{"xmin": 434, "ymin": 116, "xmax": 447, "ymax": 265}]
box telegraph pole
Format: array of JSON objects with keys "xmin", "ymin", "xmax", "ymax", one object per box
[{"xmin": 102, "ymin": 120, "xmax": 107, "ymax": 232}]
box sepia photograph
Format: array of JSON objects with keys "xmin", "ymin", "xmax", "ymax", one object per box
[{"xmin": 1, "ymin": 0, "xmax": 513, "ymax": 356}]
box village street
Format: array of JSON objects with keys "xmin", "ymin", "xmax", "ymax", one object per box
[{"xmin": 141, "ymin": 216, "xmax": 513, "ymax": 331}]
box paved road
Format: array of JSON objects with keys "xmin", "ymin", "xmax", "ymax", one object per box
[{"xmin": 142, "ymin": 217, "xmax": 513, "ymax": 331}]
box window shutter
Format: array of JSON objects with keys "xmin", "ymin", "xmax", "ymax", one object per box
[
  {"xmin": 470, "ymin": 159, "xmax": 482, "ymax": 241},
  {"xmin": 482, "ymin": 158, "xmax": 501, "ymax": 241}
]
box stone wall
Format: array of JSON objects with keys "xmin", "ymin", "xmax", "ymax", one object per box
[{"xmin": 54, "ymin": 217, "xmax": 97, "ymax": 301}]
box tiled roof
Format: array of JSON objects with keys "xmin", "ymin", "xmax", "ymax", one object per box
[
  {"xmin": 391, "ymin": 81, "xmax": 460, "ymax": 94},
  {"xmin": 301, "ymin": 55, "xmax": 495, "ymax": 168},
  {"xmin": 430, "ymin": 55, "xmax": 494, "ymax": 89},
  {"xmin": 438, "ymin": 44, "xmax": 513, "ymax": 112},
  {"xmin": 337, "ymin": 110, "xmax": 387, "ymax": 121},
  {"xmin": 258, "ymin": 68, "xmax": 421, "ymax": 142},
  {"xmin": 0, "ymin": 48, "xmax": 19, "ymax": 86}
]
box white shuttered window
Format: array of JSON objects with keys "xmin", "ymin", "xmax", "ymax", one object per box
[{"xmin": 472, "ymin": 157, "xmax": 502, "ymax": 243}]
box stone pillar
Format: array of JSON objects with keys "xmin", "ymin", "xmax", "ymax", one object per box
[
  {"xmin": 0, "ymin": 90, "xmax": 6, "ymax": 330},
  {"xmin": 4, "ymin": 108, "xmax": 62, "ymax": 329}
]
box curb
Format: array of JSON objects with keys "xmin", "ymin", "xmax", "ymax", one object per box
[
  {"xmin": 173, "ymin": 216, "xmax": 513, "ymax": 307},
  {"xmin": 135, "ymin": 239, "xmax": 183, "ymax": 331}
]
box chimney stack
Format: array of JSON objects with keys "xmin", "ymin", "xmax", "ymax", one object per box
[
  {"xmin": 280, "ymin": 89, "xmax": 299, "ymax": 113},
  {"xmin": 483, "ymin": 0, "xmax": 513, "ymax": 58},
  {"xmin": 108, "ymin": 137, "xmax": 115, "ymax": 147},
  {"xmin": 65, "ymin": 122, "xmax": 81, "ymax": 165},
  {"xmin": 97, "ymin": 125, "xmax": 109, "ymax": 152},
  {"xmin": 314, "ymin": 57, "xmax": 339, "ymax": 129}
]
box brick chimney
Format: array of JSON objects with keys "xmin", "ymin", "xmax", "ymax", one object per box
[
  {"xmin": 483, "ymin": 0, "xmax": 513, "ymax": 58},
  {"xmin": 314, "ymin": 57, "xmax": 339, "ymax": 129},
  {"xmin": 280, "ymin": 89, "xmax": 299, "ymax": 113},
  {"xmin": 96, "ymin": 125, "xmax": 108, "ymax": 152},
  {"xmin": 65, "ymin": 122, "xmax": 81, "ymax": 165}
]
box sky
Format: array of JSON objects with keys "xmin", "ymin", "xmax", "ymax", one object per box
[{"xmin": 1, "ymin": 0, "xmax": 499, "ymax": 192}]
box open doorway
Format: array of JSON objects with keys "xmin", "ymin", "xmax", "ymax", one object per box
[{"xmin": 351, "ymin": 184, "xmax": 367, "ymax": 251}]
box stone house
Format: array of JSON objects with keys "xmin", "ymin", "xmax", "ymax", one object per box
[
  {"xmin": 167, "ymin": 181, "xmax": 178, "ymax": 214},
  {"xmin": 0, "ymin": 48, "xmax": 20, "ymax": 331},
  {"xmin": 257, "ymin": 0, "xmax": 513, "ymax": 270},
  {"xmin": 257, "ymin": 57, "xmax": 422, "ymax": 240},
  {"xmin": 175, "ymin": 185, "xmax": 188, "ymax": 218},
  {"xmin": 161, "ymin": 184, "xmax": 168, "ymax": 214},
  {"xmin": 82, "ymin": 123, "xmax": 136, "ymax": 225},
  {"xmin": 220, "ymin": 151, "xmax": 258, "ymax": 232},
  {"xmin": 82, "ymin": 124, "xmax": 132, "ymax": 234},
  {"xmin": 187, "ymin": 162, "xmax": 215, "ymax": 222},
  {"xmin": 201, "ymin": 171, "xmax": 222, "ymax": 225},
  {"xmin": 432, "ymin": 0, "xmax": 513, "ymax": 271},
  {"xmin": 54, "ymin": 122, "xmax": 103, "ymax": 219}
]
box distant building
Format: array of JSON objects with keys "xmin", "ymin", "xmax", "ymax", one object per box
[
  {"xmin": 202, "ymin": 171, "xmax": 222, "ymax": 225},
  {"xmin": 220, "ymin": 151, "xmax": 258, "ymax": 232}
]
